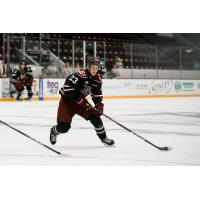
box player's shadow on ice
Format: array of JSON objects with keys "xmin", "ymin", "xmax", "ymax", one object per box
[
  {"xmin": 0, "ymin": 153, "xmax": 60, "ymax": 158},
  {"xmin": 57, "ymin": 145, "xmax": 107, "ymax": 151}
]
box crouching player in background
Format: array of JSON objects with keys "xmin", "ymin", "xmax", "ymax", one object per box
[
  {"xmin": 50, "ymin": 57, "xmax": 115, "ymax": 146},
  {"xmin": 10, "ymin": 60, "xmax": 33, "ymax": 101}
]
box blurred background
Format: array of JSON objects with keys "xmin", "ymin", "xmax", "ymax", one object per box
[{"xmin": 0, "ymin": 33, "xmax": 200, "ymax": 79}]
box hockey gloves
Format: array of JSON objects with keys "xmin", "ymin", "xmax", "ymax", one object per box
[
  {"xmin": 22, "ymin": 76, "xmax": 33, "ymax": 86},
  {"xmin": 93, "ymin": 103, "xmax": 104, "ymax": 116},
  {"xmin": 15, "ymin": 82, "xmax": 24, "ymax": 92},
  {"xmin": 77, "ymin": 98, "xmax": 104, "ymax": 116},
  {"xmin": 77, "ymin": 98, "xmax": 94, "ymax": 112}
]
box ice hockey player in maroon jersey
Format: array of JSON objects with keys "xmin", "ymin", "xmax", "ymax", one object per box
[
  {"xmin": 10, "ymin": 60, "xmax": 33, "ymax": 101},
  {"xmin": 50, "ymin": 57, "xmax": 114, "ymax": 146}
]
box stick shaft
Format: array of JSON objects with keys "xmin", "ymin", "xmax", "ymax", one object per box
[
  {"xmin": 102, "ymin": 113, "xmax": 165, "ymax": 150},
  {"xmin": 0, "ymin": 120, "xmax": 61, "ymax": 155}
]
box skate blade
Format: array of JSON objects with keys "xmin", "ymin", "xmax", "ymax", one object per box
[{"xmin": 102, "ymin": 143, "xmax": 116, "ymax": 148}]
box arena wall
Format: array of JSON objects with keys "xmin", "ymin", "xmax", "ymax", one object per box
[{"xmin": 1, "ymin": 78, "xmax": 200, "ymax": 101}]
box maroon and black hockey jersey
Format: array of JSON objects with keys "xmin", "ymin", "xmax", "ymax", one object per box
[{"xmin": 59, "ymin": 69, "xmax": 103, "ymax": 104}]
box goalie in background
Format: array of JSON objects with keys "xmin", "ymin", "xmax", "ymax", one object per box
[{"xmin": 10, "ymin": 60, "xmax": 33, "ymax": 101}]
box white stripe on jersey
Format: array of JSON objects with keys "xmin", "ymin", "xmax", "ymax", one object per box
[
  {"xmin": 91, "ymin": 94, "xmax": 103, "ymax": 97},
  {"xmin": 63, "ymin": 84, "xmax": 72, "ymax": 88},
  {"xmin": 63, "ymin": 88, "xmax": 75, "ymax": 92}
]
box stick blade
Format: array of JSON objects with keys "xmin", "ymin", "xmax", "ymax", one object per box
[{"xmin": 159, "ymin": 146, "xmax": 172, "ymax": 151}]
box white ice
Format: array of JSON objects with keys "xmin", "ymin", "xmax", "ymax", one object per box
[{"xmin": 0, "ymin": 97, "xmax": 200, "ymax": 165}]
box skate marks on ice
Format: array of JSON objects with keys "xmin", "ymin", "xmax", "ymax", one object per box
[
  {"xmin": 1, "ymin": 121, "xmax": 200, "ymax": 137},
  {"xmin": 0, "ymin": 149, "xmax": 198, "ymax": 166},
  {"xmin": 56, "ymin": 146, "xmax": 198, "ymax": 166},
  {"xmin": 0, "ymin": 153, "xmax": 63, "ymax": 159},
  {"xmin": 1, "ymin": 98, "xmax": 200, "ymax": 165},
  {"xmin": 1, "ymin": 111, "xmax": 200, "ymax": 123},
  {"xmin": 113, "ymin": 112, "xmax": 200, "ymax": 118}
]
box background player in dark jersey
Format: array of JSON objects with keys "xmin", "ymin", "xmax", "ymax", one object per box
[
  {"xmin": 10, "ymin": 60, "xmax": 33, "ymax": 101},
  {"xmin": 50, "ymin": 57, "xmax": 114, "ymax": 146}
]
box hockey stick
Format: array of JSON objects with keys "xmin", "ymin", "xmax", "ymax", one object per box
[
  {"xmin": 0, "ymin": 119, "xmax": 61, "ymax": 155},
  {"xmin": 102, "ymin": 113, "xmax": 172, "ymax": 151}
]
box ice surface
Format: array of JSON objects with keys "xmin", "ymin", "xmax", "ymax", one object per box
[{"xmin": 0, "ymin": 97, "xmax": 200, "ymax": 165}]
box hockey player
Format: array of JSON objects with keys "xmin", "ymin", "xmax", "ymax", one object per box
[
  {"xmin": 10, "ymin": 60, "xmax": 33, "ymax": 101},
  {"xmin": 50, "ymin": 57, "xmax": 114, "ymax": 146}
]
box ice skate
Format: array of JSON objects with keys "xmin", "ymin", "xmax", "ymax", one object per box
[
  {"xmin": 16, "ymin": 94, "xmax": 22, "ymax": 101},
  {"xmin": 101, "ymin": 137, "xmax": 115, "ymax": 146},
  {"xmin": 50, "ymin": 128, "xmax": 57, "ymax": 145}
]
